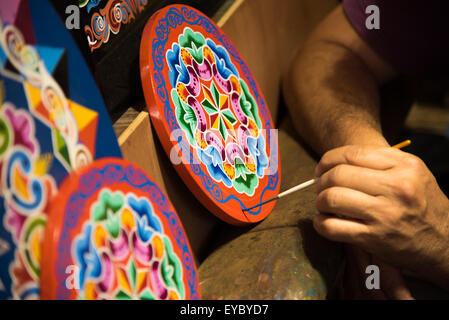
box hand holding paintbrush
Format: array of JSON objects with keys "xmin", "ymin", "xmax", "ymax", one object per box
[{"xmin": 243, "ymin": 140, "xmax": 411, "ymax": 212}]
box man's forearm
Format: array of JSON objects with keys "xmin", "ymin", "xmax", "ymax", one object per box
[{"xmin": 283, "ymin": 39, "xmax": 389, "ymax": 154}]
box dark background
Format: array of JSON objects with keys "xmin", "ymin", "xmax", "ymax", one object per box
[{"xmin": 50, "ymin": 1, "xmax": 226, "ymax": 115}]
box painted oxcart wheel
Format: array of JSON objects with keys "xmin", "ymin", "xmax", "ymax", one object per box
[
  {"xmin": 0, "ymin": 0, "xmax": 121, "ymax": 300},
  {"xmin": 140, "ymin": 5, "xmax": 281, "ymax": 225},
  {"xmin": 40, "ymin": 158, "xmax": 200, "ymax": 300}
]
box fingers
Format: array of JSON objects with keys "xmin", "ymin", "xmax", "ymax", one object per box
[
  {"xmin": 316, "ymin": 186, "xmax": 381, "ymax": 221},
  {"xmin": 316, "ymin": 145, "xmax": 403, "ymax": 176},
  {"xmin": 344, "ymin": 246, "xmax": 387, "ymax": 300},
  {"xmin": 344, "ymin": 247, "xmax": 415, "ymax": 300},
  {"xmin": 316, "ymin": 164, "xmax": 392, "ymax": 196},
  {"xmin": 313, "ymin": 213, "xmax": 370, "ymax": 244},
  {"xmin": 374, "ymin": 258, "xmax": 414, "ymax": 300}
]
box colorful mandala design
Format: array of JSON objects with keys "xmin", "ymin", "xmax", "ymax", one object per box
[
  {"xmin": 72, "ymin": 189, "xmax": 185, "ymax": 300},
  {"xmin": 0, "ymin": 18, "xmax": 94, "ymax": 172},
  {"xmin": 41, "ymin": 160, "xmax": 199, "ymax": 300},
  {"xmin": 142, "ymin": 5, "xmax": 280, "ymax": 224},
  {"xmin": 0, "ymin": 0, "xmax": 121, "ymax": 299},
  {"xmin": 0, "ymin": 102, "xmax": 56, "ymax": 300},
  {"xmin": 0, "ymin": 16, "xmax": 90, "ymax": 299},
  {"xmin": 167, "ymin": 27, "xmax": 269, "ymax": 196}
]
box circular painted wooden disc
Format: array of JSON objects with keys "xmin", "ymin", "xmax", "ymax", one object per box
[
  {"xmin": 0, "ymin": 0, "xmax": 121, "ymax": 300},
  {"xmin": 140, "ymin": 5, "xmax": 281, "ymax": 225},
  {"xmin": 40, "ymin": 158, "xmax": 200, "ymax": 300}
]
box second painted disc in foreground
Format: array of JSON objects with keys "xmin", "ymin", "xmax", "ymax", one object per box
[{"xmin": 41, "ymin": 158, "xmax": 200, "ymax": 300}]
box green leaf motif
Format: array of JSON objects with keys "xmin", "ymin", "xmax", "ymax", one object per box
[
  {"xmin": 234, "ymin": 162, "xmax": 249, "ymax": 180},
  {"xmin": 161, "ymin": 235, "xmax": 185, "ymax": 299},
  {"xmin": 239, "ymin": 80, "xmax": 262, "ymax": 129},
  {"xmin": 172, "ymin": 89, "xmax": 196, "ymax": 147},
  {"xmin": 92, "ymin": 189, "xmax": 124, "ymax": 223},
  {"xmin": 105, "ymin": 209, "xmax": 120, "ymax": 239},
  {"xmin": 233, "ymin": 172, "xmax": 259, "ymax": 196},
  {"xmin": 179, "ymin": 27, "xmax": 205, "ymax": 63},
  {"xmin": 239, "ymin": 96, "xmax": 251, "ymax": 118},
  {"xmin": 188, "ymin": 42, "xmax": 203, "ymax": 64},
  {"xmin": 183, "ymin": 100, "xmax": 197, "ymax": 126}
]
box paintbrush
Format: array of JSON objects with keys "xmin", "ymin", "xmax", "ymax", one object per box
[{"xmin": 243, "ymin": 139, "xmax": 411, "ymax": 212}]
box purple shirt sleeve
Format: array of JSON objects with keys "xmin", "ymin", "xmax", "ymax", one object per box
[{"xmin": 343, "ymin": 0, "xmax": 449, "ymax": 76}]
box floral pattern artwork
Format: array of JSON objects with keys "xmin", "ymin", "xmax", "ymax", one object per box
[
  {"xmin": 0, "ymin": 101, "xmax": 56, "ymax": 300},
  {"xmin": 0, "ymin": 0, "xmax": 121, "ymax": 299},
  {"xmin": 143, "ymin": 5, "xmax": 280, "ymax": 223},
  {"xmin": 0, "ymin": 16, "xmax": 90, "ymax": 300},
  {"xmin": 72, "ymin": 189, "xmax": 185, "ymax": 300},
  {"xmin": 167, "ymin": 27, "xmax": 269, "ymax": 196},
  {"xmin": 0, "ymin": 18, "xmax": 94, "ymax": 172}
]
